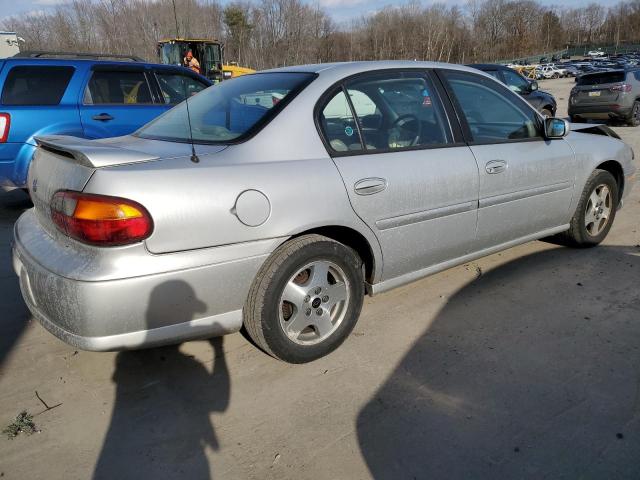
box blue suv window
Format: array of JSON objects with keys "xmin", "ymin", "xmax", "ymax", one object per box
[
  {"xmin": 84, "ymin": 70, "xmax": 154, "ymax": 105},
  {"xmin": 1, "ymin": 66, "xmax": 74, "ymax": 106}
]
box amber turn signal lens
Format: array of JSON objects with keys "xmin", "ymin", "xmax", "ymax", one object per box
[{"xmin": 50, "ymin": 191, "xmax": 153, "ymax": 246}]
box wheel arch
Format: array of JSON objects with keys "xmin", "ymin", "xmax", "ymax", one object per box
[
  {"xmin": 596, "ymin": 160, "xmax": 625, "ymax": 201},
  {"xmin": 289, "ymin": 225, "xmax": 380, "ymax": 286}
]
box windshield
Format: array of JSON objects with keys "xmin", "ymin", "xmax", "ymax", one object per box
[
  {"xmin": 159, "ymin": 44, "xmax": 181, "ymax": 66},
  {"xmin": 136, "ymin": 72, "xmax": 315, "ymax": 144}
]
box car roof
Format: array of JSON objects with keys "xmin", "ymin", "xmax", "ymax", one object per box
[
  {"xmin": 5, "ymin": 56, "xmax": 175, "ymax": 69},
  {"xmin": 261, "ymin": 60, "xmax": 481, "ymax": 78},
  {"xmin": 466, "ymin": 63, "xmax": 511, "ymax": 71}
]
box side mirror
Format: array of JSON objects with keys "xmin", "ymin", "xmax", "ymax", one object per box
[
  {"xmin": 529, "ymin": 81, "xmax": 539, "ymax": 92},
  {"xmin": 545, "ymin": 117, "xmax": 570, "ymax": 138}
]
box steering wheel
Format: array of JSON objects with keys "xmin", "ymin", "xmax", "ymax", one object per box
[{"xmin": 388, "ymin": 114, "xmax": 421, "ymax": 148}]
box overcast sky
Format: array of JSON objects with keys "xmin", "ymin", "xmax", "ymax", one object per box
[{"xmin": 0, "ymin": 0, "xmax": 623, "ymax": 25}]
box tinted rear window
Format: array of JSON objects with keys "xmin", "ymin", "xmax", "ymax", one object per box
[
  {"xmin": 1, "ymin": 66, "xmax": 74, "ymax": 105},
  {"xmin": 136, "ymin": 72, "xmax": 315, "ymax": 143},
  {"xmin": 578, "ymin": 71, "xmax": 626, "ymax": 86}
]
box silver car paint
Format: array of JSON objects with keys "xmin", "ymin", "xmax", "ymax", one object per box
[{"xmin": 13, "ymin": 61, "xmax": 637, "ymax": 351}]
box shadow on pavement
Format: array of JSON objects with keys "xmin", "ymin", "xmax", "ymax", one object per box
[
  {"xmin": 0, "ymin": 189, "xmax": 32, "ymax": 366},
  {"xmin": 94, "ymin": 281, "xmax": 231, "ymax": 480},
  {"xmin": 357, "ymin": 245, "xmax": 640, "ymax": 479}
]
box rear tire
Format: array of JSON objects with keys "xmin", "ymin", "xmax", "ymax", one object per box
[
  {"xmin": 627, "ymin": 101, "xmax": 640, "ymax": 127},
  {"xmin": 560, "ymin": 169, "xmax": 618, "ymax": 247},
  {"xmin": 244, "ymin": 234, "xmax": 364, "ymax": 363},
  {"xmin": 540, "ymin": 108, "xmax": 553, "ymax": 119}
]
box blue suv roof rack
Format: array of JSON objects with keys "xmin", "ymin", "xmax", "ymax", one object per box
[{"xmin": 13, "ymin": 51, "xmax": 145, "ymax": 62}]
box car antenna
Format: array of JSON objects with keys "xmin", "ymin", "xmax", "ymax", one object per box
[{"xmin": 181, "ymin": 80, "xmax": 200, "ymax": 164}]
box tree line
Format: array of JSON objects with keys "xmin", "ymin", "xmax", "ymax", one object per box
[{"xmin": 3, "ymin": 0, "xmax": 640, "ymax": 69}]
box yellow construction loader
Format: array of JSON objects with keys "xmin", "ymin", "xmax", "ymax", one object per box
[{"xmin": 157, "ymin": 38, "xmax": 255, "ymax": 82}]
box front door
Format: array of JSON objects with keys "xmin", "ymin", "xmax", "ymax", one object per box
[
  {"xmin": 80, "ymin": 68, "xmax": 166, "ymax": 138},
  {"xmin": 439, "ymin": 69, "xmax": 576, "ymax": 250},
  {"xmin": 317, "ymin": 70, "xmax": 479, "ymax": 281}
]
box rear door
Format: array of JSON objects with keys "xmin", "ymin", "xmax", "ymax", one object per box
[
  {"xmin": 318, "ymin": 70, "xmax": 480, "ymax": 281},
  {"xmin": 439, "ymin": 69, "xmax": 575, "ymax": 249},
  {"xmin": 0, "ymin": 62, "xmax": 82, "ymax": 186},
  {"xmin": 79, "ymin": 65, "xmax": 165, "ymax": 138}
]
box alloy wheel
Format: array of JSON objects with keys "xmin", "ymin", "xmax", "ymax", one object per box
[
  {"xmin": 584, "ymin": 184, "xmax": 612, "ymax": 236},
  {"xmin": 279, "ymin": 260, "xmax": 350, "ymax": 345}
]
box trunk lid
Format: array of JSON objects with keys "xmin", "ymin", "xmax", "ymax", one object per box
[
  {"xmin": 28, "ymin": 134, "xmax": 226, "ymax": 241},
  {"xmin": 28, "ymin": 145, "xmax": 95, "ymax": 239},
  {"xmin": 573, "ymin": 71, "xmax": 627, "ymax": 105}
]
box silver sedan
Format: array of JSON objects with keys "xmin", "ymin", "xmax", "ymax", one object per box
[{"xmin": 13, "ymin": 61, "xmax": 637, "ymax": 363}]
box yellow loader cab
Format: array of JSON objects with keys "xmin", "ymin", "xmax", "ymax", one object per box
[{"xmin": 157, "ymin": 38, "xmax": 224, "ymax": 82}]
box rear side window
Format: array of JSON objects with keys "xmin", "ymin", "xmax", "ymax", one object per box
[
  {"xmin": 1, "ymin": 66, "xmax": 74, "ymax": 106},
  {"xmin": 85, "ymin": 70, "xmax": 154, "ymax": 105},
  {"xmin": 578, "ymin": 72, "xmax": 626, "ymax": 86}
]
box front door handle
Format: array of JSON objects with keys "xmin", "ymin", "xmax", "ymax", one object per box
[
  {"xmin": 354, "ymin": 177, "xmax": 387, "ymax": 195},
  {"xmin": 92, "ymin": 113, "xmax": 114, "ymax": 122},
  {"xmin": 485, "ymin": 160, "xmax": 507, "ymax": 174}
]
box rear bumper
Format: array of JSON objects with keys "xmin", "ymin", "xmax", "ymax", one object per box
[
  {"xmin": 569, "ymin": 104, "xmax": 633, "ymax": 119},
  {"xmin": 13, "ymin": 210, "xmax": 278, "ymax": 351}
]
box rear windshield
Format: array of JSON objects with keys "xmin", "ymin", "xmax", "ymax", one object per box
[
  {"xmin": 136, "ymin": 72, "xmax": 315, "ymax": 144},
  {"xmin": 1, "ymin": 66, "xmax": 75, "ymax": 105},
  {"xmin": 578, "ymin": 71, "xmax": 626, "ymax": 86}
]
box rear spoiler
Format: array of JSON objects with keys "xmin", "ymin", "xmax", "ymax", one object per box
[{"xmin": 34, "ymin": 135, "xmax": 159, "ymax": 168}]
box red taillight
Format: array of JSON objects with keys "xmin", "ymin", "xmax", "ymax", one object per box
[
  {"xmin": 50, "ymin": 191, "xmax": 153, "ymax": 246},
  {"xmin": 0, "ymin": 113, "xmax": 10, "ymax": 143},
  {"xmin": 611, "ymin": 84, "xmax": 632, "ymax": 93}
]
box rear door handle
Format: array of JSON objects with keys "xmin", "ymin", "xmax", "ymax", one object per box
[
  {"xmin": 92, "ymin": 113, "xmax": 114, "ymax": 122},
  {"xmin": 354, "ymin": 177, "xmax": 387, "ymax": 195},
  {"xmin": 485, "ymin": 160, "xmax": 507, "ymax": 174}
]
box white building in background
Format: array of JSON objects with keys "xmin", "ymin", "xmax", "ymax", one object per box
[{"xmin": 0, "ymin": 32, "xmax": 23, "ymax": 58}]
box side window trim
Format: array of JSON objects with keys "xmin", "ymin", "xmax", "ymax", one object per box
[
  {"xmin": 435, "ymin": 68, "xmax": 544, "ymax": 146},
  {"xmin": 341, "ymin": 84, "xmax": 366, "ymax": 151},
  {"xmin": 314, "ymin": 68, "xmax": 461, "ymax": 157}
]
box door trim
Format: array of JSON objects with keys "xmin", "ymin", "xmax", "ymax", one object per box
[
  {"xmin": 479, "ymin": 180, "xmax": 572, "ymax": 208},
  {"xmin": 375, "ymin": 200, "xmax": 476, "ymax": 230}
]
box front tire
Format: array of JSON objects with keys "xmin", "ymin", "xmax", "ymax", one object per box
[
  {"xmin": 561, "ymin": 169, "xmax": 618, "ymax": 247},
  {"xmin": 244, "ymin": 234, "xmax": 364, "ymax": 363},
  {"xmin": 540, "ymin": 108, "xmax": 553, "ymax": 119}
]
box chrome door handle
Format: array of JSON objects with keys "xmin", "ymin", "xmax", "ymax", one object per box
[
  {"xmin": 354, "ymin": 177, "xmax": 387, "ymax": 195},
  {"xmin": 485, "ymin": 160, "xmax": 507, "ymax": 174},
  {"xmin": 92, "ymin": 113, "xmax": 114, "ymax": 121}
]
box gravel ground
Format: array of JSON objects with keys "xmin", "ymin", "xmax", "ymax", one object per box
[{"xmin": 0, "ymin": 77, "xmax": 639, "ymax": 480}]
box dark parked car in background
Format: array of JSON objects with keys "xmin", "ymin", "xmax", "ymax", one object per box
[
  {"xmin": 0, "ymin": 52, "xmax": 212, "ymax": 189},
  {"xmin": 469, "ymin": 64, "xmax": 557, "ymax": 117},
  {"xmin": 569, "ymin": 69, "xmax": 640, "ymax": 126}
]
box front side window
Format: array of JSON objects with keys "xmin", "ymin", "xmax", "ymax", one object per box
[
  {"xmin": 156, "ymin": 72, "xmax": 209, "ymax": 104},
  {"xmin": 502, "ymin": 69, "xmax": 530, "ymax": 95},
  {"xmin": 442, "ymin": 70, "xmax": 541, "ymax": 144},
  {"xmin": 137, "ymin": 72, "xmax": 314, "ymax": 143},
  {"xmin": 85, "ymin": 70, "xmax": 154, "ymax": 105},
  {"xmin": 319, "ymin": 71, "xmax": 452, "ymax": 154},
  {"xmin": 1, "ymin": 66, "xmax": 74, "ymax": 106}
]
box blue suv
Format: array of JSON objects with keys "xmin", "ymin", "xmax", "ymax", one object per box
[{"xmin": 0, "ymin": 52, "xmax": 212, "ymax": 189}]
